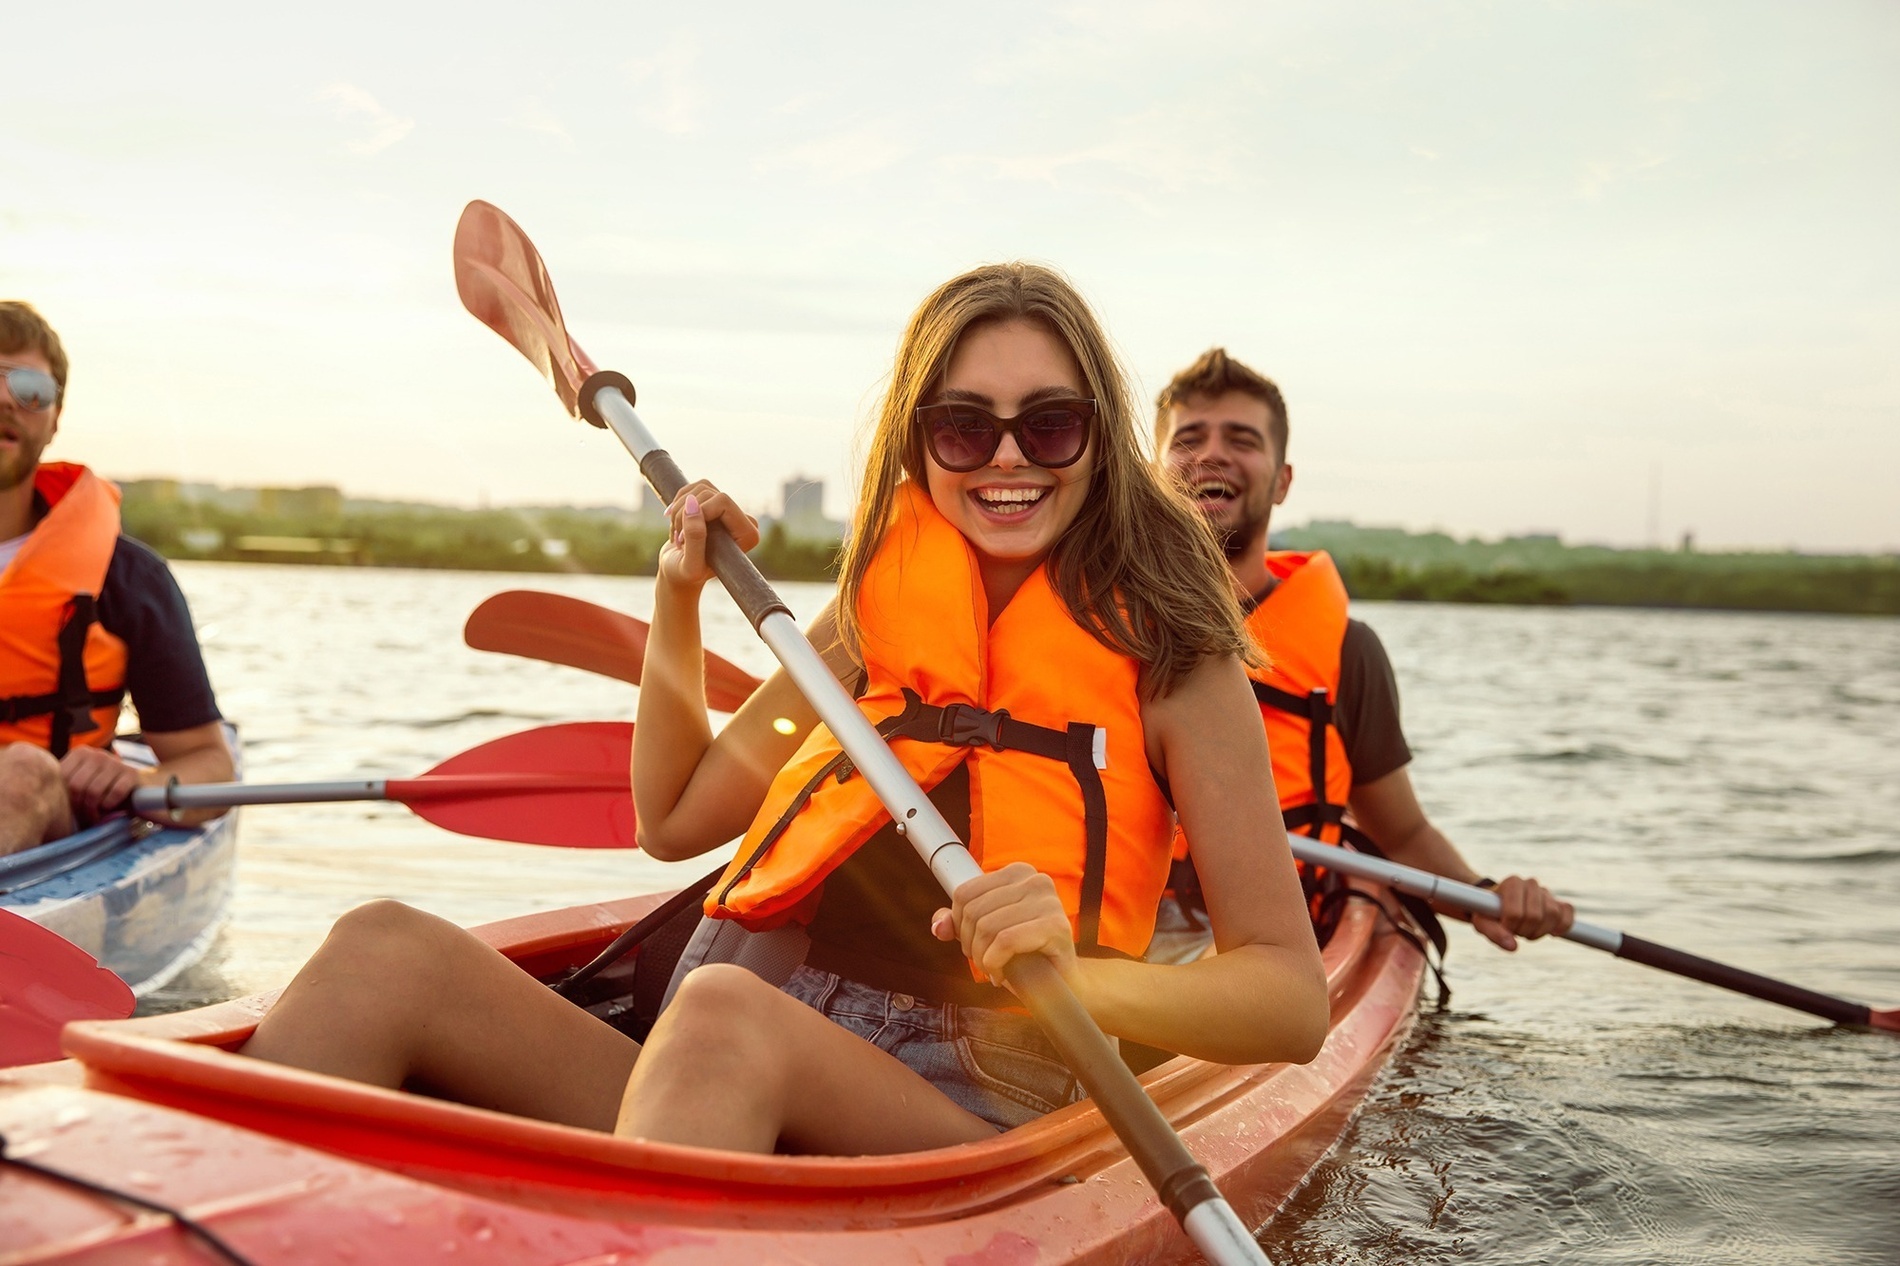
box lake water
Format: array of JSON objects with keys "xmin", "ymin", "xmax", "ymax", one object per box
[{"xmin": 149, "ymin": 562, "xmax": 1898, "ymax": 1265}]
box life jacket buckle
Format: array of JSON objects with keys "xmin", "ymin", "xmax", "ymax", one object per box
[{"xmin": 938, "ymin": 702, "xmax": 1008, "ymax": 750}]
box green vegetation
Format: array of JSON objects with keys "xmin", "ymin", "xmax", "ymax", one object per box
[
  {"xmin": 1281, "ymin": 523, "xmax": 1899, "ymax": 616},
  {"xmin": 116, "ymin": 483, "xmax": 1897, "ymax": 614},
  {"xmin": 118, "ymin": 486, "xmax": 843, "ymax": 582}
]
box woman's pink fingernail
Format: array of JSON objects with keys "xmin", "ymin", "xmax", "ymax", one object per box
[{"xmin": 684, "ymin": 494, "xmax": 700, "ymax": 515}]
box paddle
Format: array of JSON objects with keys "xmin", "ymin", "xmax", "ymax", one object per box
[
  {"xmin": 0, "ymin": 908, "xmax": 135, "ymax": 1066},
  {"xmin": 455, "ymin": 200, "xmax": 1273, "ymax": 1266},
  {"xmin": 465, "ymin": 589, "xmax": 762, "ymax": 712},
  {"xmin": 1291, "ymin": 838, "xmax": 1899, "ymax": 1033},
  {"xmin": 125, "ymin": 722, "xmax": 636, "ymax": 849}
]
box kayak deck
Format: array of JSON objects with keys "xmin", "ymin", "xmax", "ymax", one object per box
[{"xmin": 4, "ymin": 884, "xmax": 1422, "ymax": 1263}]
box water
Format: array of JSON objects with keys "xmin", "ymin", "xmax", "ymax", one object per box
[{"xmin": 150, "ymin": 563, "xmax": 1899, "ymax": 1264}]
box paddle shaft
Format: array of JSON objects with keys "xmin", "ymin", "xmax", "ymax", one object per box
[
  {"xmin": 583, "ymin": 378, "xmax": 1268, "ymax": 1265},
  {"xmin": 1290, "ymin": 838, "xmax": 1881, "ymax": 1028},
  {"xmin": 129, "ymin": 774, "xmax": 624, "ymax": 813}
]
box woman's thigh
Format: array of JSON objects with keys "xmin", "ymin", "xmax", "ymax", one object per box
[{"xmin": 243, "ymin": 900, "xmax": 639, "ymax": 1132}]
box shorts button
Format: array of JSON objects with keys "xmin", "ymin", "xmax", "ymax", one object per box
[{"xmin": 890, "ymin": 993, "xmax": 916, "ymax": 1012}]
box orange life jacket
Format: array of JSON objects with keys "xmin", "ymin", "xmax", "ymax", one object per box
[
  {"xmin": 708, "ymin": 480, "xmax": 1176, "ymax": 960},
  {"xmin": 0, "ymin": 464, "xmax": 128, "ymax": 757},
  {"xmin": 1244, "ymin": 551, "xmax": 1355, "ymax": 843}
]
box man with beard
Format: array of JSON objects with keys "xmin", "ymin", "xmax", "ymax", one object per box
[
  {"xmin": 0, "ymin": 301, "xmax": 232, "ymax": 855},
  {"xmin": 1156, "ymin": 347, "xmax": 1570, "ymax": 952}
]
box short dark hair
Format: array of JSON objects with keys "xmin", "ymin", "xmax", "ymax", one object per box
[
  {"xmin": 1154, "ymin": 347, "xmax": 1287, "ymax": 463},
  {"xmin": 0, "ymin": 302, "xmax": 69, "ymax": 394}
]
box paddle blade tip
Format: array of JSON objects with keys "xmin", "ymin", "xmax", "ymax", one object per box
[{"xmin": 1869, "ymin": 1008, "xmax": 1900, "ymax": 1034}]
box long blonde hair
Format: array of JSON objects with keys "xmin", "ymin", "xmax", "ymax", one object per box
[{"xmin": 836, "ymin": 262, "xmax": 1255, "ymax": 696}]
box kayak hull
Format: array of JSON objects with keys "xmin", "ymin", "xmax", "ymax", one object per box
[
  {"xmin": 1, "ymin": 883, "xmax": 1422, "ymax": 1263},
  {"xmin": 0, "ymin": 731, "xmax": 240, "ymax": 998}
]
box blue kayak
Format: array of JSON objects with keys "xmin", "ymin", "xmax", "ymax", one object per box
[{"xmin": 0, "ymin": 729, "xmax": 239, "ymax": 998}]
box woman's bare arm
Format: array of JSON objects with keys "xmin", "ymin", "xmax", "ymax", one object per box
[{"xmin": 633, "ymin": 483, "xmax": 855, "ymax": 860}]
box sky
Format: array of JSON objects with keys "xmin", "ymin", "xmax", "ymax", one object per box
[{"xmin": 6, "ymin": 1, "xmax": 1896, "ymax": 551}]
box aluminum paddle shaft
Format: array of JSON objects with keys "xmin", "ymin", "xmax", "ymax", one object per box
[
  {"xmin": 582, "ymin": 376, "xmax": 1273, "ymax": 1264},
  {"xmin": 1289, "ymin": 838, "xmax": 1898, "ymax": 1032}
]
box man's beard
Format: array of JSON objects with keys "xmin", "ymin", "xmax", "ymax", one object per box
[
  {"xmin": 0, "ymin": 436, "xmax": 44, "ymax": 492},
  {"xmin": 1217, "ymin": 503, "xmax": 1270, "ymax": 562}
]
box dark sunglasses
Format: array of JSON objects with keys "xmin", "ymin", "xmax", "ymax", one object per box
[
  {"xmin": 2, "ymin": 366, "xmax": 60, "ymax": 412},
  {"xmin": 916, "ymin": 398, "xmax": 1097, "ymax": 472}
]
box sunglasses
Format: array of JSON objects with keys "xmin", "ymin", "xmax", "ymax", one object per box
[
  {"xmin": 2, "ymin": 366, "xmax": 60, "ymax": 412},
  {"xmin": 916, "ymin": 398, "xmax": 1097, "ymax": 472}
]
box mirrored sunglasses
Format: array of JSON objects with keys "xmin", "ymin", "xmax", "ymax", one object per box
[
  {"xmin": 916, "ymin": 398, "xmax": 1096, "ymax": 472},
  {"xmin": 2, "ymin": 366, "xmax": 60, "ymax": 412}
]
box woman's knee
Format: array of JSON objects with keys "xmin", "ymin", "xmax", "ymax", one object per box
[
  {"xmin": 650, "ymin": 964, "xmax": 785, "ymax": 1060},
  {"xmin": 316, "ymin": 900, "xmax": 473, "ymax": 984}
]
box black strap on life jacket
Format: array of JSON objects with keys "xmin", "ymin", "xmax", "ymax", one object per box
[
  {"xmin": 718, "ymin": 688, "xmax": 1113, "ymax": 952},
  {"xmin": 0, "ymin": 595, "xmax": 125, "ymax": 759},
  {"xmin": 1250, "ymin": 677, "xmax": 1449, "ymax": 962}
]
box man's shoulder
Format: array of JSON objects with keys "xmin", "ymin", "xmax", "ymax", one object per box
[{"xmin": 106, "ymin": 534, "xmax": 182, "ymax": 587}]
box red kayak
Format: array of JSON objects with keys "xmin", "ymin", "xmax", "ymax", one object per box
[{"xmin": 0, "ymin": 882, "xmax": 1421, "ymax": 1264}]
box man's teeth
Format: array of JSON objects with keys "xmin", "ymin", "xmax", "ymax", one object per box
[
  {"xmin": 974, "ymin": 487, "xmax": 1047, "ymax": 514},
  {"xmin": 1195, "ymin": 480, "xmax": 1235, "ymax": 499}
]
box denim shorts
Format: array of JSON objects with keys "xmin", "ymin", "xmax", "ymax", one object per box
[{"xmin": 779, "ymin": 964, "xmax": 1084, "ymax": 1132}]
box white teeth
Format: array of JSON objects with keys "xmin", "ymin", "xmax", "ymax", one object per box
[
  {"xmin": 974, "ymin": 486, "xmax": 1047, "ymax": 514},
  {"xmin": 1195, "ymin": 480, "xmax": 1235, "ymax": 498}
]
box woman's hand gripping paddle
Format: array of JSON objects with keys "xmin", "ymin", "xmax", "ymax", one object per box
[
  {"xmin": 1292, "ymin": 838, "xmax": 1900, "ymax": 1034},
  {"xmin": 464, "ymin": 590, "xmax": 762, "ymax": 713},
  {"xmin": 454, "ymin": 198, "xmax": 1275, "ymax": 1266},
  {"xmin": 127, "ymin": 723, "xmax": 636, "ymax": 849},
  {"xmin": 0, "ymin": 908, "xmax": 134, "ymax": 1067}
]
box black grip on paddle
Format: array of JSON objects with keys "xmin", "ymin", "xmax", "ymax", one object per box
[
  {"xmin": 1616, "ymin": 934, "xmax": 1872, "ymax": 1026},
  {"xmin": 1004, "ymin": 953, "xmax": 1229, "ymax": 1226},
  {"xmin": 577, "ymin": 370, "xmax": 636, "ymax": 429},
  {"xmin": 638, "ymin": 448, "xmax": 792, "ymax": 631}
]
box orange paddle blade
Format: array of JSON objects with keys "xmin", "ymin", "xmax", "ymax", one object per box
[
  {"xmin": 398, "ymin": 722, "xmax": 636, "ymax": 849},
  {"xmin": 464, "ymin": 590, "xmax": 764, "ymax": 713},
  {"xmin": 0, "ymin": 908, "xmax": 134, "ymax": 1067},
  {"xmin": 454, "ymin": 200, "xmax": 595, "ymax": 417}
]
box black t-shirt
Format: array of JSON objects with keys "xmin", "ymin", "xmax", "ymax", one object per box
[
  {"xmin": 96, "ymin": 534, "xmax": 223, "ymax": 734},
  {"xmin": 18, "ymin": 488, "xmax": 221, "ymax": 735},
  {"xmin": 1244, "ymin": 580, "xmax": 1411, "ymax": 787}
]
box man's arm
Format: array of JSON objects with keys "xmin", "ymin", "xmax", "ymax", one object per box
[
  {"xmin": 1348, "ymin": 766, "xmax": 1573, "ymax": 950},
  {"xmin": 60, "ymin": 721, "xmax": 234, "ymax": 825}
]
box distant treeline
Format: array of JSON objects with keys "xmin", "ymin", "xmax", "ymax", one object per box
[
  {"xmin": 120, "ymin": 499, "xmax": 843, "ymax": 582},
  {"xmin": 121, "ymin": 494, "xmax": 1897, "ymax": 616},
  {"xmin": 1336, "ymin": 557, "xmax": 1900, "ymax": 615}
]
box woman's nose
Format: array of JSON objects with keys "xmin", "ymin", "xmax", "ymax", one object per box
[{"xmin": 993, "ymin": 430, "xmax": 1030, "ymax": 469}]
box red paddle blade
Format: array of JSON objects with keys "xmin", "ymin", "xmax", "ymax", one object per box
[
  {"xmin": 464, "ymin": 590, "xmax": 765, "ymax": 713},
  {"xmin": 454, "ymin": 200, "xmax": 596, "ymax": 418},
  {"xmin": 0, "ymin": 908, "xmax": 134, "ymax": 1067},
  {"xmin": 400, "ymin": 722, "xmax": 635, "ymax": 849},
  {"xmin": 1872, "ymin": 1008, "xmax": 1899, "ymax": 1034}
]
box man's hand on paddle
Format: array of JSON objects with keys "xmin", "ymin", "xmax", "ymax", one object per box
[
  {"xmin": 933, "ymin": 862, "xmax": 1077, "ymax": 988},
  {"xmin": 1471, "ymin": 875, "xmax": 1574, "ymax": 952},
  {"xmin": 58, "ymin": 746, "xmax": 141, "ymax": 824},
  {"xmin": 659, "ymin": 482, "xmax": 760, "ymax": 591}
]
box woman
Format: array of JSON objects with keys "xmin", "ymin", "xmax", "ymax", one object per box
[{"xmin": 243, "ymin": 263, "xmax": 1328, "ymax": 1154}]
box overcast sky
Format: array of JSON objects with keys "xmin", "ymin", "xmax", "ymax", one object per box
[{"xmin": 7, "ymin": 1, "xmax": 1896, "ymax": 550}]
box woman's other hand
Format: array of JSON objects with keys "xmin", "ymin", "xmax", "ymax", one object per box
[
  {"xmin": 659, "ymin": 481, "xmax": 760, "ymax": 591},
  {"xmin": 932, "ymin": 861, "xmax": 1078, "ymax": 989}
]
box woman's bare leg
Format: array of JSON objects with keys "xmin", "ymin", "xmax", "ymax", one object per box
[
  {"xmin": 240, "ymin": 900, "xmax": 638, "ymax": 1131},
  {"xmin": 618, "ymin": 964, "xmax": 997, "ymax": 1154}
]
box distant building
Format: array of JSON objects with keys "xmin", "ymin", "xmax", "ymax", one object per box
[{"xmin": 777, "ymin": 475, "xmax": 845, "ymax": 542}]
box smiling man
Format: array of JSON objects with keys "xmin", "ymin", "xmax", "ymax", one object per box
[
  {"xmin": 1156, "ymin": 347, "xmax": 1571, "ymax": 952},
  {"xmin": 0, "ymin": 301, "xmax": 232, "ymax": 854}
]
